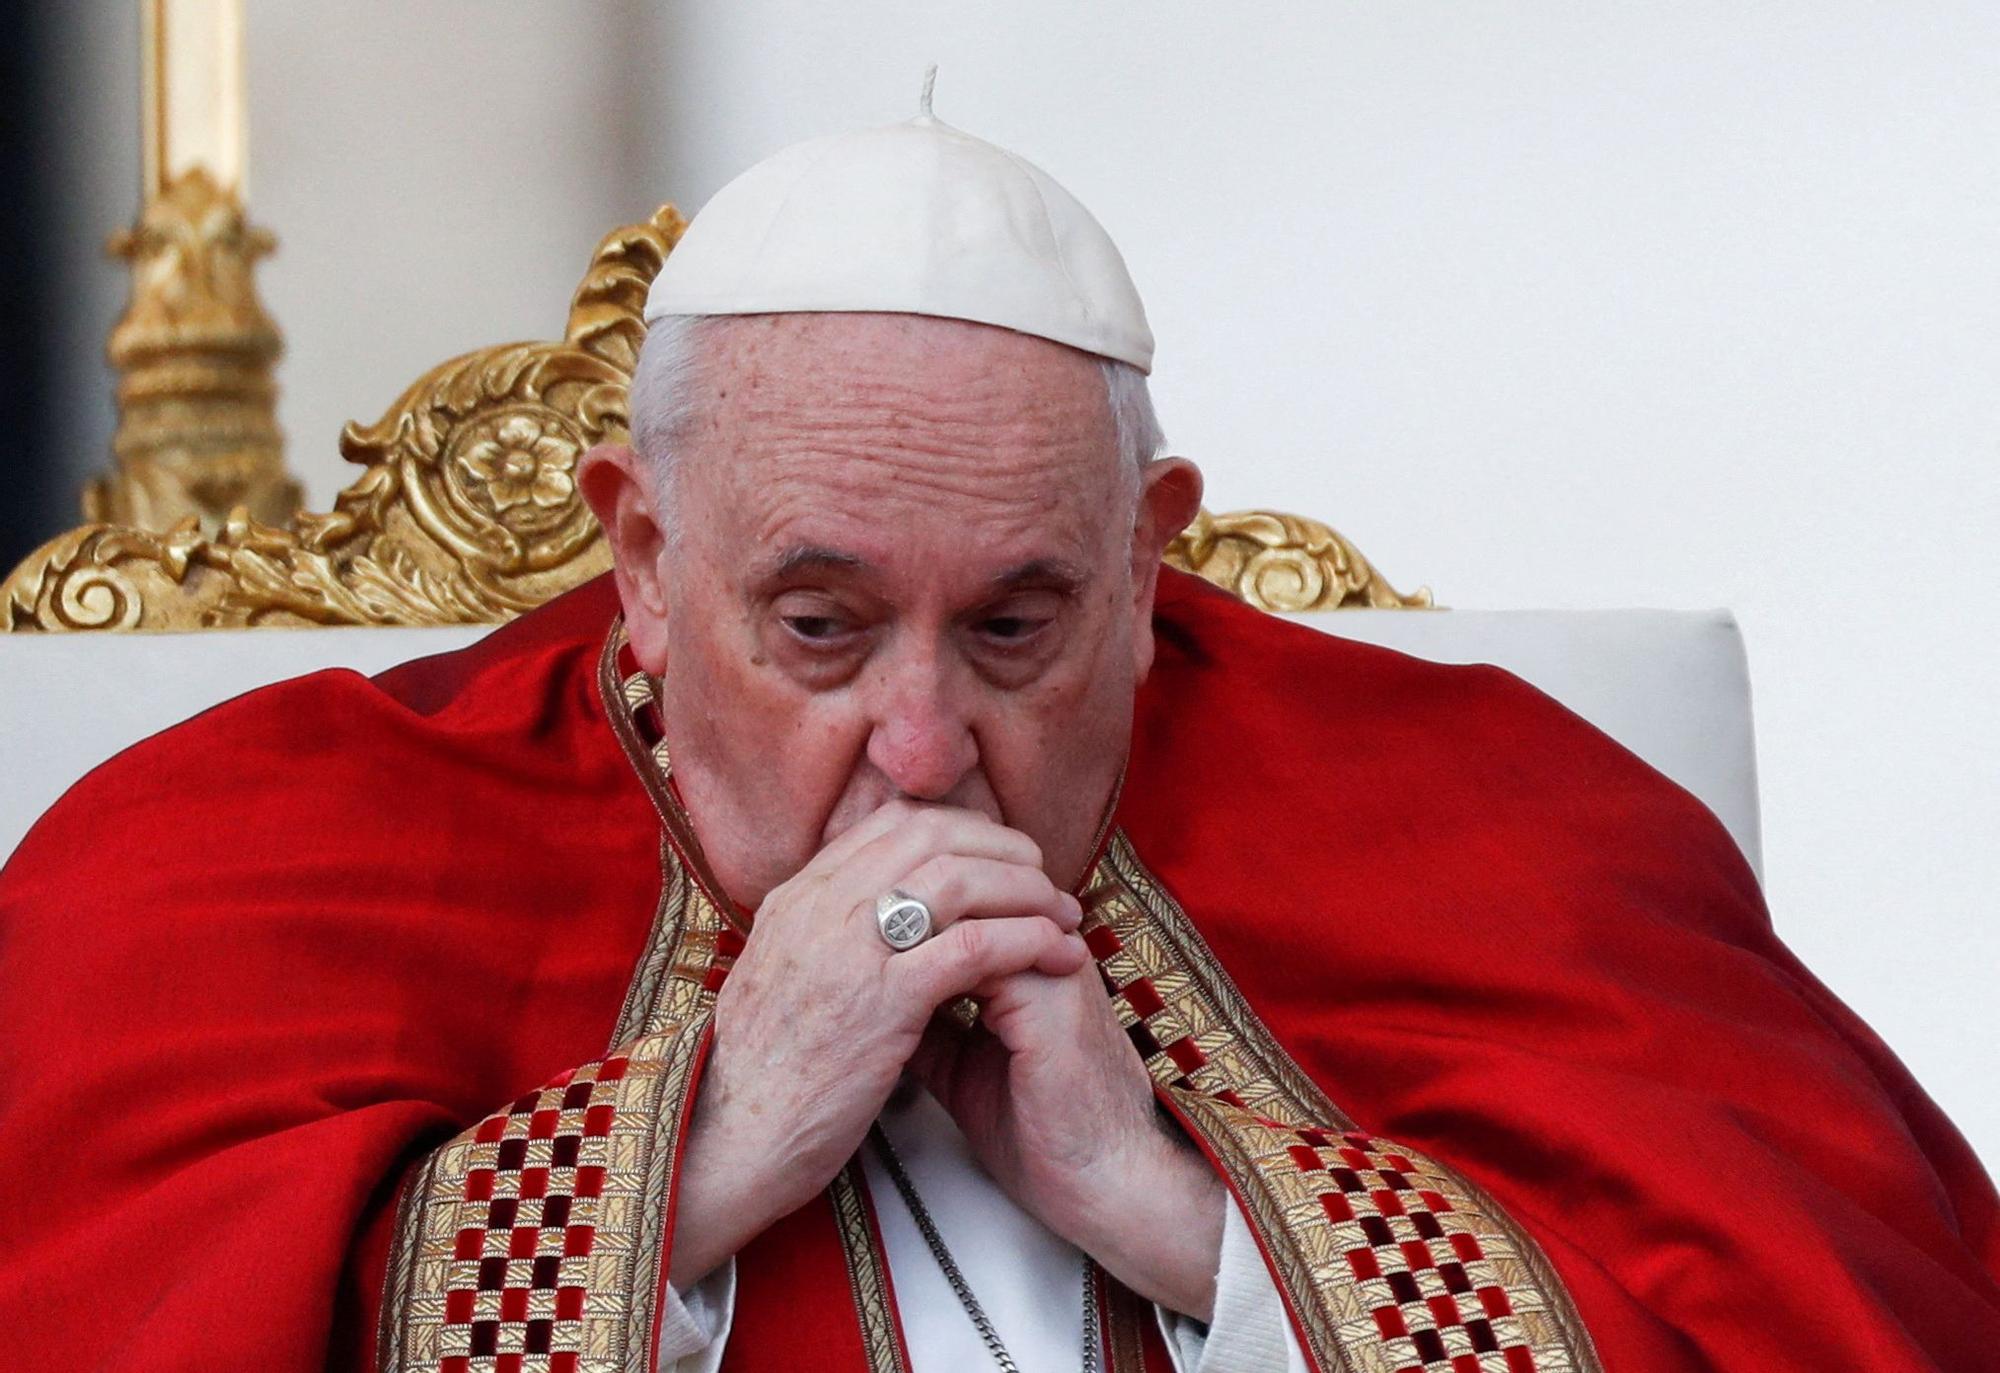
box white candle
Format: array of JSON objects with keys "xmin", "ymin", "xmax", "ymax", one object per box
[{"xmin": 143, "ymin": 0, "xmax": 247, "ymax": 197}]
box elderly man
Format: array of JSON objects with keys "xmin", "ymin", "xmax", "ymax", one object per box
[{"xmin": 5, "ymin": 104, "xmax": 2000, "ymax": 1373}]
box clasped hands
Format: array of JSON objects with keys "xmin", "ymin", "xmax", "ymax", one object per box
[{"xmin": 667, "ymin": 800, "xmax": 1224, "ymax": 1322}]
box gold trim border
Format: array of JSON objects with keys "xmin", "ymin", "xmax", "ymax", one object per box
[{"xmin": 830, "ymin": 1163, "xmax": 917, "ymax": 1373}]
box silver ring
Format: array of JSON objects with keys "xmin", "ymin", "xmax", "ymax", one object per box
[{"xmin": 875, "ymin": 889, "xmax": 934, "ymax": 952}]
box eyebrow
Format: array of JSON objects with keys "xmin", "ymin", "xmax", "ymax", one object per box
[
  {"xmin": 758, "ymin": 546, "xmax": 1088, "ymax": 594},
  {"xmin": 990, "ymin": 558, "xmax": 1088, "ymax": 594},
  {"xmin": 768, "ymin": 545, "xmax": 870, "ymax": 579}
]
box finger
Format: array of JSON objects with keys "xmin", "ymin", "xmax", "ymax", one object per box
[
  {"xmin": 755, "ymin": 801, "xmax": 975, "ymax": 934},
  {"xmin": 897, "ymin": 855, "xmax": 1082, "ymax": 932},
  {"xmin": 970, "ymin": 953, "xmax": 1102, "ymax": 1003},
  {"xmin": 840, "ymin": 806, "xmax": 1044, "ymax": 899},
  {"xmin": 803, "ymin": 796, "xmax": 930, "ymax": 873},
  {"xmin": 889, "ymin": 916, "xmax": 1090, "ymax": 1008}
]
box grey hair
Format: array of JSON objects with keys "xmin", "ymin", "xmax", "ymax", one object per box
[
  {"xmin": 628, "ymin": 314, "xmax": 713, "ymax": 479},
  {"xmin": 629, "ymin": 314, "xmax": 1165, "ymax": 534}
]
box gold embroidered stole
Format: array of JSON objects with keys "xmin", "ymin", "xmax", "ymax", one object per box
[
  {"xmin": 1083, "ymin": 839, "xmax": 1602, "ymax": 1373},
  {"xmin": 379, "ymin": 628, "xmax": 1601, "ymax": 1373}
]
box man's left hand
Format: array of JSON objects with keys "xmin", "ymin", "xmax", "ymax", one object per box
[{"xmin": 913, "ymin": 961, "xmax": 1225, "ymax": 1321}]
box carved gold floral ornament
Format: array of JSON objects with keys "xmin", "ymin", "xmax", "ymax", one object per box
[
  {"xmin": 455, "ymin": 412, "xmax": 581, "ymax": 521},
  {"xmin": 1, "ymin": 203, "xmax": 1428, "ymax": 632}
]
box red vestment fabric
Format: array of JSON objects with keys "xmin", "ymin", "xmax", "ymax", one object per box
[{"xmin": 2, "ymin": 569, "xmax": 1995, "ymax": 1370}]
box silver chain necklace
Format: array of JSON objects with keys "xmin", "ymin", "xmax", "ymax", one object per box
[{"xmin": 868, "ymin": 1124, "xmax": 1102, "ymax": 1373}]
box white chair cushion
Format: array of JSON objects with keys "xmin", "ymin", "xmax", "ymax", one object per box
[{"xmin": 0, "ymin": 609, "xmax": 1760, "ymax": 878}]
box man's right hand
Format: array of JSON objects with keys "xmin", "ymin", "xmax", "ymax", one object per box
[{"xmin": 664, "ymin": 800, "xmax": 1087, "ymax": 1286}]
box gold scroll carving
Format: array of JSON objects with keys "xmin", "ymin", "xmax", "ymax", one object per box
[
  {"xmin": 1, "ymin": 203, "xmax": 1426, "ymax": 632},
  {"xmin": 1167, "ymin": 508, "xmax": 1430, "ymax": 612}
]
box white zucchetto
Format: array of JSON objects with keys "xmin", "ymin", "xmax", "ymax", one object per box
[{"xmin": 643, "ymin": 82, "xmax": 1155, "ymax": 373}]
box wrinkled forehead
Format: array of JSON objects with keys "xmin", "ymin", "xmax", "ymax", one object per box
[{"xmin": 679, "ymin": 314, "xmax": 1128, "ymax": 581}]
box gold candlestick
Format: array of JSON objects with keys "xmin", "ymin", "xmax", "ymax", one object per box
[{"xmin": 87, "ymin": 0, "xmax": 300, "ymax": 533}]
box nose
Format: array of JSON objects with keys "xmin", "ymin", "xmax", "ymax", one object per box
[{"xmin": 862, "ymin": 648, "xmax": 979, "ymax": 802}]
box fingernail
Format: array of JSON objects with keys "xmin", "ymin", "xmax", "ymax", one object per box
[{"xmin": 1063, "ymin": 893, "xmax": 1084, "ymax": 928}]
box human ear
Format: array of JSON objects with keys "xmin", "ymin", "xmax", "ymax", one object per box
[
  {"xmin": 580, "ymin": 442, "xmax": 673, "ymax": 673},
  {"xmin": 1126, "ymin": 456, "xmax": 1205, "ymax": 682}
]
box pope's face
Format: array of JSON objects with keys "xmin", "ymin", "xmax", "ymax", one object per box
[{"xmin": 593, "ymin": 313, "xmax": 1199, "ymax": 909}]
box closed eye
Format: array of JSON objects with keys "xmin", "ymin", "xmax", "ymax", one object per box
[
  {"xmin": 978, "ymin": 615, "xmax": 1044, "ymax": 640},
  {"xmin": 780, "ymin": 616, "xmax": 868, "ymax": 652},
  {"xmin": 967, "ymin": 592, "xmax": 1065, "ymax": 652},
  {"xmin": 784, "ymin": 614, "xmax": 850, "ymax": 642}
]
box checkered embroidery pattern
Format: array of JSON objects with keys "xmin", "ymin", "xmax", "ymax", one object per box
[
  {"xmin": 1088, "ymin": 918, "xmax": 1229, "ymax": 1095},
  {"xmin": 1082, "ymin": 838, "xmax": 1599, "ymax": 1373},
  {"xmin": 427, "ymin": 1054, "xmax": 633, "ymax": 1373},
  {"xmin": 1082, "ymin": 909, "xmax": 1298, "ymax": 1125},
  {"xmin": 385, "ymin": 1016, "xmax": 716, "ymax": 1373},
  {"xmin": 1280, "ymin": 1121, "xmax": 1544, "ymax": 1373}
]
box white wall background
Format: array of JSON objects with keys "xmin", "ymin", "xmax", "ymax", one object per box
[{"xmin": 39, "ymin": 4, "xmax": 1998, "ymax": 1164}]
